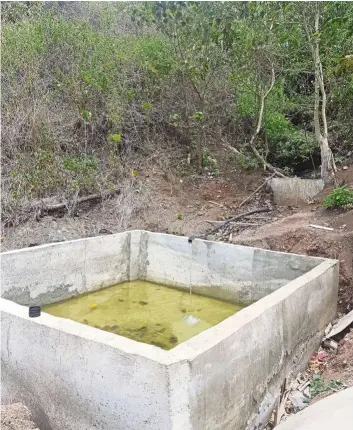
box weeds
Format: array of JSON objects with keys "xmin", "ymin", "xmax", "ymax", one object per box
[
  {"xmin": 309, "ymin": 375, "xmax": 345, "ymax": 397},
  {"xmin": 1, "ymin": 6, "xmax": 175, "ymax": 222},
  {"xmin": 239, "ymin": 154, "xmax": 260, "ymax": 170},
  {"xmin": 323, "ymin": 186, "xmax": 353, "ymax": 209}
]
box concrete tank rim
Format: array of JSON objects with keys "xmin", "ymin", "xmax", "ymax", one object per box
[
  {"xmin": 0, "ymin": 257, "xmax": 338, "ymax": 366},
  {"xmin": 1, "ymin": 229, "xmax": 327, "ymax": 265}
]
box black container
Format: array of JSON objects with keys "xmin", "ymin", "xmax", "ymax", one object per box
[{"xmin": 29, "ymin": 306, "xmax": 41, "ymax": 318}]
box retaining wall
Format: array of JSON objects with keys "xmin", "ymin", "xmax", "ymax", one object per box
[{"xmin": 268, "ymin": 178, "xmax": 324, "ymax": 206}]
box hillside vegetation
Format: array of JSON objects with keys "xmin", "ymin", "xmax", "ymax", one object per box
[{"xmin": 1, "ymin": 1, "xmax": 352, "ymax": 225}]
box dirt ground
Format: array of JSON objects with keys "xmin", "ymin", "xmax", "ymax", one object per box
[
  {"xmin": 1, "ymin": 404, "xmax": 39, "ymax": 430},
  {"xmin": 320, "ymin": 329, "xmax": 353, "ymax": 390},
  {"xmin": 1, "ymin": 163, "xmax": 352, "ymax": 429}
]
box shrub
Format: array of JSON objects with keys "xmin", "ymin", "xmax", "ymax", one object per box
[
  {"xmin": 1, "ymin": 9, "xmax": 175, "ymax": 210},
  {"xmin": 266, "ymin": 113, "xmax": 318, "ymax": 169},
  {"xmin": 239, "ymin": 153, "xmax": 260, "ymax": 170},
  {"xmin": 323, "ymin": 186, "xmax": 353, "ymax": 209}
]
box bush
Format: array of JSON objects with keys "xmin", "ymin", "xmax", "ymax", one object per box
[
  {"xmin": 1, "ymin": 9, "xmax": 175, "ymax": 210},
  {"xmin": 323, "ymin": 186, "xmax": 353, "ymax": 209},
  {"xmin": 266, "ymin": 113, "xmax": 318, "ymax": 170},
  {"xmin": 235, "ymin": 84, "xmax": 319, "ymax": 171}
]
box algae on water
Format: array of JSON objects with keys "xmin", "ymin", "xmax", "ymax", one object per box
[{"xmin": 43, "ymin": 280, "xmax": 244, "ymax": 350}]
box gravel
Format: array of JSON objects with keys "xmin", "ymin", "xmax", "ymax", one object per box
[{"xmin": 1, "ymin": 403, "xmax": 39, "ymax": 430}]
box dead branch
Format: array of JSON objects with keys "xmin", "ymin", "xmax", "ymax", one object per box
[
  {"xmin": 208, "ymin": 200, "xmax": 223, "ymax": 207},
  {"xmin": 2, "ymin": 189, "xmax": 121, "ymax": 228},
  {"xmin": 205, "ymin": 221, "xmax": 261, "ymax": 227},
  {"xmin": 190, "ymin": 207, "xmax": 271, "ymax": 241},
  {"xmin": 238, "ymin": 173, "xmax": 276, "ymax": 208},
  {"xmin": 33, "ymin": 189, "xmax": 120, "ymax": 216},
  {"xmin": 223, "ymin": 143, "xmax": 242, "ymax": 156},
  {"xmin": 309, "ymin": 224, "xmax": 334, "ymax": 231}
]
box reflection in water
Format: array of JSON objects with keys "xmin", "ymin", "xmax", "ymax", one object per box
[{"xmin": 43, "ymin": 280, "xmax": 244, "ymax": 350}]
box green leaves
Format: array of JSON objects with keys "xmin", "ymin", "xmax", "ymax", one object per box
[
  {"xmin": 80, "ymin": 109, "xmax": 92, "ymax": 122},
  {"xmin": 141, "ymin": 102, "xmax": 152, "ymax": 112},
  {"xmin": 108, "ymin": 133, "xmax": 121, "ymax": 143},
  {"xmin": 63, "ymin": 155, "xmax": 98, "ymax": 174},
  {"xmin": 310, "ymin": 375, "xmax": 345, "ymax": 397},
  {"xmin": 193, "ymin": 111, "xmax": 204, "ymax": 121},
  {"xmin": 323, "ymin": 186, "xmax": 353, "ymax": 209}
]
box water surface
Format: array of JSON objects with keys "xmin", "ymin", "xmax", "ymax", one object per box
[{"xmin": 43, "ymin": 281, "xmax": 244, "ymax": 350}]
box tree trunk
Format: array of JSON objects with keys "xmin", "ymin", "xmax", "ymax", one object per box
[
  {"xmin": 196, "ymin": 131, "xmax": 203, "ymax": 174},
  {"xmin": 304, "ymin": 4, "xmax": 336, "ymax": 186},
  {"xmin": 320, "ymin": 136, "xmax": 335, "ymax": 185}
]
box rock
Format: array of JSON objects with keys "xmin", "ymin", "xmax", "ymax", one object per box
[
  {"xmin": 322, "ymin": 339, "xmax": 338, "ymax": 350},
  {"xmin": 98, "ymin": 228, "xmax": 113, "ymax": 235},
  {"xmin": 1, "ymin": 404, "xmax": 39, "ymax": 430},
  {"xmin": 288, "ymin": 390, "xmax": 309, "ymax": 412}
]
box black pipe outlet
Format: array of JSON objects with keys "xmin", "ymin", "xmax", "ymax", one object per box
[{"xmin": 29, "ymin": 306, "xmax": 41, "ymax": 318}]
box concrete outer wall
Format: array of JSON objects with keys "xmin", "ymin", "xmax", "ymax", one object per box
[
  {"xmin": 1, "ymin": 300, "xmax": 172, "ymax": 430},
  {"xmin": 1, "ymin": 232, "xmax": 339, "ymax": 430},
  {"xmin": 181, "ymin": 260, "xmax": 339, "ymax": 430},
  {"xmin": 268, "ymin": 178, "xmax": 324, "ymax": 206}
]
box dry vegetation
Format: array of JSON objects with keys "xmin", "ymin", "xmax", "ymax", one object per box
[{"xmin": 2, "ymin": 2, "xmax": 352, "ymax": 229}]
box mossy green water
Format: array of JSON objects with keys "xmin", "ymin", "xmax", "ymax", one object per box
[{"xmin": 43, "ymin": 281, "xmax": 244, "ymax": 350}]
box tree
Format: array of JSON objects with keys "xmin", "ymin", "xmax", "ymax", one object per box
[
  {"xmin": 215, "ymin": 2, "xmax": 288, "ymax": 176},
  {"xmin": 140, "ymin": 1, "xmax": 227, "ymax": 172},
  {"xmin": 301, "ymin": 3, "xmax": 336, "ymax": 185}
]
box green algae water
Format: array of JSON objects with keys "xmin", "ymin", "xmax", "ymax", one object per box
[{"xmin": 43, "ymin": 281, "xmax": 244, "ymax": 350}]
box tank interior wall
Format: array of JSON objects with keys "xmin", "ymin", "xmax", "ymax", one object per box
[
  {"xmin": 1, "ymin": 230, "xmax": 324, "ymax": 307},
  {"xmin": 1, "ymin": 233, "xmax": 132, "ymax": 306},
  {"xmin": 139, "ymin": 231, "xmax": 324, "ymax": 303}
]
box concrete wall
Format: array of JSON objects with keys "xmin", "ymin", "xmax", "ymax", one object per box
[
  {"xmin": 268, "ymin": 178, "xmax": 324, "ymax": 206},
  {"xmin": 1, "ymin": 232, "xmax": 132, "ymax": 306},
  {"xmin": 180, "ymin": 259, "xmax": 339, "ymax": 430},
  {"xmin": 1, "ymin": 299, "xmax": 172, "ymax": 430},
  {"xmin": 1, "ymin": 231, "xmax": 339, "ymax": 430},
  {"xmin": 142, "ymin": 232, "xmax": 324, "ymax": 303}
]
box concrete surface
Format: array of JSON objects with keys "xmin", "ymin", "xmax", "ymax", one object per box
[
  {"xmin": 1, "ymin": 232, "xmax": 133, "ymax": 306},
  {"xmin": 1, "ymin": 231, "xmax": 339, "ymax": 430},
  {"xmin": 276, "ymin": 388, "xmax": 353, "ymax": 430},
  {"xmin": 269, "ymin": 177, "xmax": 324, "ymax": 206},
  {"xmin": 137, "ymin": 231, "xmax": 324, "ymax": 304}
]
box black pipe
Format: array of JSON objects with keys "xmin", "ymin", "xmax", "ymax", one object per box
[{"xmin": 29, "ymin": 306, "xmax": 41, "ymax": 318}]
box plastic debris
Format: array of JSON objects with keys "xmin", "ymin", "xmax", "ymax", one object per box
[{"xmin": 288, "ymin": 390, "xmax": 309, "ymax": 412}]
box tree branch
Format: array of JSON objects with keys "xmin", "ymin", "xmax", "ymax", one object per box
[
  {"xmin": 189, "ymin": 207, "xmax": 271, "ymax": 241},
  {"xmin": 248, "ymin": 65, "xmax": 286, "ymax": 177}
]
